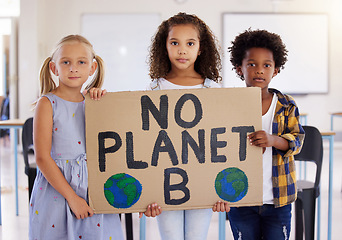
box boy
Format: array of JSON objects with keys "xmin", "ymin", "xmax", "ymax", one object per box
[{"xmin": 228, "ymin": 29, "xmax": 305, "ymax": 239}]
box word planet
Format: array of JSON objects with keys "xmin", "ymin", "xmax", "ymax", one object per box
[
  {"xmin": 215, "ymin": 167, "xmax": 248, "ymax": 202},
  {"xmin": 104, "ymin": 173, "xmax": 142, "ymax": 209}
]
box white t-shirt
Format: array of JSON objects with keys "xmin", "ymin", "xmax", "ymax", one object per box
[
  {"xmin": 146, "ymin": 78, "xmax": 221, "ymax": 90},
  {"xmin": 262, "ymin": 93, "xmax": 278, "ymax": 204}
]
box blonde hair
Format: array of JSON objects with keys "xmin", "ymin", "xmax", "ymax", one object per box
[{"xmin": 38, "ymin": 35, "xmax": 105, "ymax": 97}]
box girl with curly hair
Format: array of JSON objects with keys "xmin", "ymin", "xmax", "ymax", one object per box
[
  {"xmin": 146, "ymin": 12, "xmax": 229, "ymax": 240},
  {"xmin": 148, "ymin": 12, "xmax": 221, "ymax": 87}
]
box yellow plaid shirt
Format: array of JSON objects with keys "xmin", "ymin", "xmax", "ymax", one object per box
[{"xmin": 269, "ymin": 88, "xmax": 305, "ymax": 207}]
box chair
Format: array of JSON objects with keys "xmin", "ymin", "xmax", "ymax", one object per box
[
  {"xmin": 0, "ymin": 96, "xmax": 10, "ymax": 138},
  {"xmin": 22, "ymin": 117, "xmax": 134, "ymax": 239},
  {"xmin": 295, "ymin": 125, "xmax": 323, "ymax": 240},
  {"xmin": 22, "ymin": 117, "xmax": 37, "ymax": 200}
]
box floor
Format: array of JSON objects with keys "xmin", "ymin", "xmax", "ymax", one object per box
[{"xmin": 0, "ymin": 137, "xmax": 341, "ymax": 240}]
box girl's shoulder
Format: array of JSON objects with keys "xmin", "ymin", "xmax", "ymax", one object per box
[
  {"xmin": 41, "ymin": 92, "xmax": 54, "ymax": 101},
  {"xmin": 148, "ymin": 78, "xmax": 173, "ymax": 90},
  {"xmin": 34, "ymin": 94, "xmax": 53, "ymax": 117},
  {"xmin": 37, "ymin": 93, "xmax": 54, "ymax": 106},
  {"xmin": 148, "ymin": 78, "xmax": 162, "ymax": 90},
  {"xmin": 205, "ymin": 78, "xmax": 222, "ymax": 88},
  {"xmin": 37, "ymin": 93, "xmax": 64, "ymax": 113}
]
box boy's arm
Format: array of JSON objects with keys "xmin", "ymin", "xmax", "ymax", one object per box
[
  {"xmin": 277, "ymin": 104, "xmax": 305, "ymax": 157},
  {"xmin": 248, "ymin": 104, "xmax": 304, "ymax": 154},
  {"xmin": 269, "ymin": 134, "xmax": 289, "ymax": 151},
  {"xmin": 248, "ymin": 130, "xmax": 289, "ymax": 151}
]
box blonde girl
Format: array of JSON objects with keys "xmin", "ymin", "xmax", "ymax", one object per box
[{"xmin": 29, "ymin": 35, "xmax": 124, "ymax": 240}]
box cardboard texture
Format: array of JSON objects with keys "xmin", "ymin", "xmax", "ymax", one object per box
[{"xmin": 85, "ymin": 87, "xmax": 263, "ymax": 214}]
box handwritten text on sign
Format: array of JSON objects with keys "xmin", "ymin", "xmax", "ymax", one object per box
[{"xmin": 86, "ymin": 88, "xmax": 263, "ymax": 214}]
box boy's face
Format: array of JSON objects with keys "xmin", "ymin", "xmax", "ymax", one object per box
[{"xmin": 237, "ymin": 47, "xmax": 279, "ymax": 90}]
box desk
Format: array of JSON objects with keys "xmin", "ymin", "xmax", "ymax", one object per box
[
  {"xmin": 326, "ymin": 112, "xmax": 341, "ymax": 240},
  {"xmin": 320, "ymin": 132, "xmax": 335, "ymax": 240},
  {"xmin": 299, "ymin": 113, "xmax": 308, "ymax": 179},
  {"xmin": 330, "ymin": 112, "xmax": 342, "ymax": 131},
  {"xmin": 299, "ymin": 113, "xmax": 308, "ymax": 125},
  {"xmin": 322, "ymin": 130, "xmax": 336, "ymax": 240},
  {"xmin": 0, "ymin": 119, "xmax": 25, "ymax": 225}
]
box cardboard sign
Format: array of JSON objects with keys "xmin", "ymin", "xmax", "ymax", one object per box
[{"xmin": 85, "ymin": 87, "xmax": 263, "ymax": 214}]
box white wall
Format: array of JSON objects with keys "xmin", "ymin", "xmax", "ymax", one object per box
[
  {"xmin": 19, "ymin": 0, "xmax": 40, "ymax": 117},
  {"xmin": 19, "ymin": 0, "xmax": 342, "ymax": 131}
]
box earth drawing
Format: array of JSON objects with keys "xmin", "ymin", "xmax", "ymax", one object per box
[
  {"xmin": 104, "ymin": 173, "xmax": 142, "ymax": 209},
  {"xmin": 214, "ymin": 167, "xmax": 248, "ymax": 202}
]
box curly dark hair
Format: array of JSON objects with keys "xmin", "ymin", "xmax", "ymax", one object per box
[
  {"xmin": 148, "ymin": 12, "xmax": 222, "ymax": 82},
  {"xmin": 229, "ymin": 29, "xmax": 288, "ymax": 80}
]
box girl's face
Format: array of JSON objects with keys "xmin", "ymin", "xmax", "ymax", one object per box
[
  {"xmin": 237, "ymin": 47, "xmax": 278, "ymax": 91},
  {"xmin": 166, "ymin": 24, "xmax": 201, "ymax": 73},
  {"xmin": 50, "ymin": 41, "xmax": 96, "ymax": 91}
]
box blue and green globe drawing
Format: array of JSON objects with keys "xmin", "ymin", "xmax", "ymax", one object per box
[
  {"xmin": 214, "ymin": 167, "xmax": 248, "ymax": 202},
  {"xmin": 104, "ymin": 173, "xmax": 142, "ymax": 209}
]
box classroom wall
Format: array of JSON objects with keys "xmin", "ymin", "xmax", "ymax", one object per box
[{"xmin": 19, "ymin": 0, "xmax": 342, "ymax": 132}]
